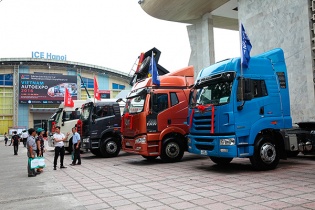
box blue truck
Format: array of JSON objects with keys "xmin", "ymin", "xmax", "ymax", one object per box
[{"xmin": 187, "ymin": 48, "xmax": 296, "ymax": 170}]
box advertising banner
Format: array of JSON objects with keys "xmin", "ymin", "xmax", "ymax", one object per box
[{"xmin": 19, "ymin": 73, "xmax": 77, "ymax": 104}]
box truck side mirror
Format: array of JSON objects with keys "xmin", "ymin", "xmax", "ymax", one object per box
[
  {"xmin": 92, "ymin": 114, "xmax": 97, "ymax": 124},
  {"xmin": 62, "ymin": 111, "xmax": 66, "ymax": 126},
  {"xmin": 244, "ymin": 78, "xmax": 254, "ymax": 101}
]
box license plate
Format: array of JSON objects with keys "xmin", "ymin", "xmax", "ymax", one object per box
[
  {"xmin": 200, "ymin": 150, "xmax": 207, "ymax": 155},
  {"xmin": 83, "ymin": 138, "xmax": 89, "ymax": 143}
]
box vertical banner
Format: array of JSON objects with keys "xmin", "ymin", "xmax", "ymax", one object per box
[
  {"xmin": 94, "ymin": 76, "xmax": 101, "ymax": 100},
  {"xmin": 64, "ymin": 88, "xmax": 74, "ymax": 107},
  {"xmin": 240, "ymin": 23, "xmax": 252, "ymax": 68}
]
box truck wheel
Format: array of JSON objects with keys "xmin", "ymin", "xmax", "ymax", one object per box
[
  {"xmin": 160, "ymin": 137, "xmax": 184, "ymax": 163},
  {"xmin": 250, "ymin": 134, "xmax": 279, "ymax": 170},
  {"xmin": 141, "ymin": 155, "xmax": 158, "ymax": 161},
  {"xmin": 100, "ymin": 137, "xmax": 121, "ymax": 158},
  {"xmin": 209, "ymin": 157, "xmax": 233, "ymax": 165},
  {"xmin": 90, "ymin": 148, "xmax": 102, "ymax": 157}
]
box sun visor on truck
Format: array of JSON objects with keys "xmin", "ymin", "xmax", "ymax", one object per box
[{"xmin": 129, "ymin": 47, "xmax": 169, "ymax": 86}]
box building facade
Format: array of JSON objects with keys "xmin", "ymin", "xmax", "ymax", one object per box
[{"xmin": 0, "ymin": 58, "xmax": 131, "ymax": 134}]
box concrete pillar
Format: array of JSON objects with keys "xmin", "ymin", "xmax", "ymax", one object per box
[
  {"xmin": 238, "ymin": 0, "xmax": 314, "ymax": 123},
  {"xmin": 187, "ymin": 13, "xmax": 215, "ymax": 76}
]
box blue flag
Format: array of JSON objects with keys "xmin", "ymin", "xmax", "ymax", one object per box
[
  {"xmin": 240, "ymin": 24, "xmax": 252, "ymax": 68},
  {"xmin": 148, "ymin": 51, "xmax": 160, "ymax": 86}
]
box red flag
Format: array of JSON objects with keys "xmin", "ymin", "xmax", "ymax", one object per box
[
  {"xmin": 64, "ymin": 88, "xmax": 74, "ymax": 107},
  {"xmin": 94, "ymin": 76, "xmax": 101, "ymax": 100}
]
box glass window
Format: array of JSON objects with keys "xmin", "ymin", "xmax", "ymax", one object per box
[
  {"xmin": 125, "ymin": 94, "xmax": 146, "ymax": 114},
  {"xmin": 112, "ymin": 83, "xmax": 125, "ymax": 90},
  {"xmin": 195, "ymin": 82, "xmax": 232, "ymax": 105},
  {"xmin": 81, "ymin": 78, "xmax": 94, "ymax": 88},
  {"xmin": 153, "ymin": 93, "xmax": 168, "ymax": 113},
  {"xmin": 95, "ymin": 105, "xmax": 113, "ymax": 117},
  {"xmin": 170, "ymin": 92, "xmax": 179, "ymax": 106},
  {"xmin": 237, "ymin": 79, "xmax": 268, "ymax": 101},
  {"xmin": 0, "ymin": 74, "xmax": 13, "ymax": 86},
  {"xmin": 253, "ymin": 80, "xmax": 268, "ymax": 98}
]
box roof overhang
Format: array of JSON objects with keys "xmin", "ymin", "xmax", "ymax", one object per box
[
  {"xmin": 30, "ymin": 108, "xmax": 58, "ymax": 113},
  {"xmin": 0, "ymin": 58, "xmax": 131, "ymax": 81},
  {"xmin": 139, "ymin": 0, "xmax": 238, "ymax": 30}
]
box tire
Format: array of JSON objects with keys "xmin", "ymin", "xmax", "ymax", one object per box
[
  {"xmin": 90, "ymin": 148, "xmax": 102, "ymax": 157},
  {"xmin": 286, "ymin": 151, "xmax": 300, "ymax": 157},
  {"xmin": 99, "ymin": 137, "xmax": 121, "ymax": 158},
  {"xmin": 209, "ymin": 156, "xmax": 233, "ymax": 165},
  {"xmin": 141, "ymin": 155, "xmax": 158, "ymax": 161},
  {"xmin": 250, "ymin": 134, "xmax": 279, "ymax": 170},
  {"xmin": 138, "ymin": 56, "xmax": 151, "ymax": 76},
  {"xmin": 160, "ymin": 137, "xmax": 184, "ymax": 163}
]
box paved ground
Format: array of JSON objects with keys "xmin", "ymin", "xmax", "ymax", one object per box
[{"xmin": 1, "ymin": 140, "xmax": 315, "ymax": 210}]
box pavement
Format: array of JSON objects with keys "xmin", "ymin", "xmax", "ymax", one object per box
[{"xmin": 1, "ymin": 140, "xmax": 315, "ymax": 210}]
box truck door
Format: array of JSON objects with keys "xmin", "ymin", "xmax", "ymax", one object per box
[
  {"xmin": 152, "ymin": 93, "xmax": 169, "ymax": 131},
  {"xmin": 234, "ymin": 78, "xmax": 270, "ymax": 137},
  {"xmin": 93, "ymin": 105, "xmax": 115, "ymax": 137}
]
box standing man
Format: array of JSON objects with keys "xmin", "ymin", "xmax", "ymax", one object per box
[
  {"xmin": 12, "ymin": 131, "xmax": 20, "ymax": 155},
  {"xmin": 21, "ymin": 130, "xmax": 28, "ymax": 147},
  {"xmin": 70, "ymin": 127, "xmax": 81, "ymax": 166},
  {"xmin": 26, "ymin": 128, "xmax": 37, "ymax": 177},
  {"xmin": 53, "ymin": 126, "xmax": 70, "ymax": 170}
]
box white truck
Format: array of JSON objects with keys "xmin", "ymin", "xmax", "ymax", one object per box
[{"xmin": 47, "ymin": 100, "xmax": 87, "ymax": 153}]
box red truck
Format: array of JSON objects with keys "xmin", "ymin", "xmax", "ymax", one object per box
[{"xmin": 121, "ymin": 60, "xmax": 194, "ymax": 162}]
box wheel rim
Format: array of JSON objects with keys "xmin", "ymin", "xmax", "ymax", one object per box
[
  {"xmin": 165, "ymin": 142, "xmax": 180, "ymax": 158},
  {"xmin": 260, "ymin": 143, "xmax": 276, "ymax": 164},
  {"xmin": 106, "ymin": 141, "xmax": 117, "ymax": 154}
]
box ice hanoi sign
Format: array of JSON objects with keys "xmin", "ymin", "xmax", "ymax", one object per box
[
  {"xmin": 32, "ymin": 51, "xmax": 67, "ymax": 61},
  {"xmin": 19, "ymin": 73, "xmax": 77, "ymax": 104}
]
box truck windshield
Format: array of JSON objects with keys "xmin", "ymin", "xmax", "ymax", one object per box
[
  {"xmin": 190, "ymin": 81, "xmax": 233, "ymax": 107},
  {"xmin": 124, "ymin": 93, "xmax": 146, "ymax": 114},
  {"xmin": 49, "ymin": 108, "xmax": 62, "ymax": 122},
  {"xmin": 81, "ymin": 103, "xmax": 93, "ymax": 121}
]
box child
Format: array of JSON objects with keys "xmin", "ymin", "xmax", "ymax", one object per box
[{"xmin": 4, "ymin": 132, "xmax": 8, "ymax": 146}]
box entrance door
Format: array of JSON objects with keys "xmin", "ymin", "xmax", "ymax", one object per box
[{"xmin": 33, "ymin": 120, "xmax": 47, "ymax": 132}]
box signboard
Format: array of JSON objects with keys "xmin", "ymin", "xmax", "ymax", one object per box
[
  {"xmin": 32, "ymin": 51, "xmax": 67, "ymax": 61},
  {"xmin": 19, "ymin": 73, "xmax": 77, "ymax": 104},
  {"xmin": 99, "ymin": 90, "xmax": 110, "ymax": 99}
]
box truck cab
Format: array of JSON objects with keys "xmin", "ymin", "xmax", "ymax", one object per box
[
  {"xmin": 77, "ymin": 99, "xmax": 123, "ymax": 157},
  {"xmin": 122, "ymin": 66, "xmax": 194, "ymax": 162},
  {"xmin": 187, "ymin": 48, "xmax": 292, "ymax": 170}
]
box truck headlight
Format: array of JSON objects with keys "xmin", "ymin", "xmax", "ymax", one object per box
[
  {"xmin": 220, "ymin": 138, "xmax": 235, "ymax": 145},
  {"xmin": 135, "ymin": 136, "xmax": 146, "ymax": 144}
]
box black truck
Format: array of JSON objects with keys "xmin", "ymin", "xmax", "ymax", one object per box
[{"xmin": 77, "ymin": 99, "xmax": 123, "ymax": 157}]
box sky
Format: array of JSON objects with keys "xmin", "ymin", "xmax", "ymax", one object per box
[{"xmin": 0, "ymin": 0, "xmax": 240, "ymax": 74}]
